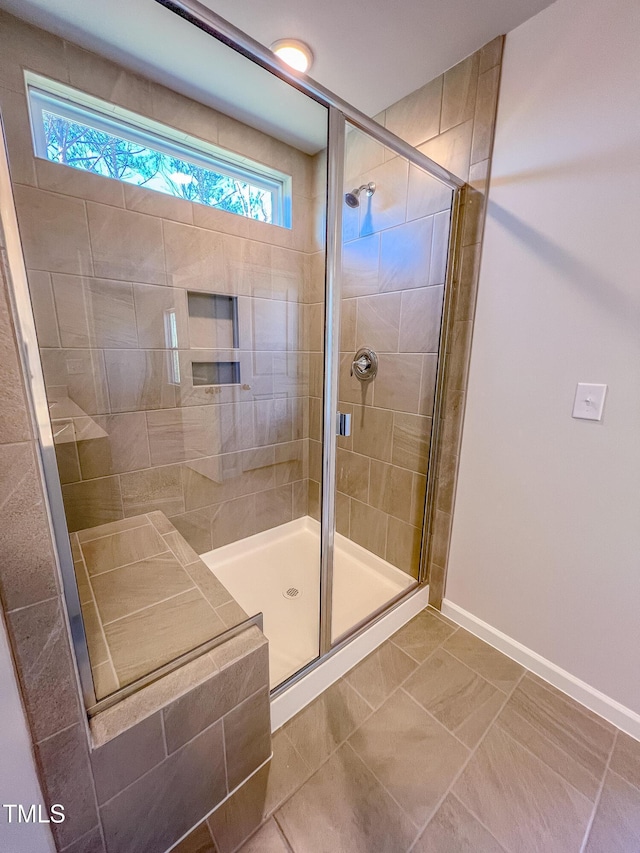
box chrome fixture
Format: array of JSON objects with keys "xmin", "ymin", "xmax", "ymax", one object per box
[
  {"xmin": 345, "ymin": 182, "xmax": 376, "ymax": 208},
  {"xmin": 336, "ymin": 411, "xmax": 352, "ymax": 436},
  {"xmin": 350, "ymin": 347, "xmax": 378, "ymax": 382}
]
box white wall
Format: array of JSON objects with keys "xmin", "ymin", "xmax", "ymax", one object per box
[
  {"xmin": 0, "ymin": 613, "xmax": 55, "ymax": 852},
  {"xmin": 448, "ymin": 0, "xmax": 640, "ymax": 714}
]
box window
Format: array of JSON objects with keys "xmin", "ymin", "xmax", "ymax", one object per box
[{"xmin": 26, "ymin": 74, "xmax": 292, "ymax": 228}]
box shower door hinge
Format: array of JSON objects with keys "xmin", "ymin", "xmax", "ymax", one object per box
[{"xmin": 336, "ymin": 411, "xmax": 351, "ymax": 437}]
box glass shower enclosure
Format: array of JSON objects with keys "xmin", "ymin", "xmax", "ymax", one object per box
[{"xmin": 0, "ymin": 0, "xmax": 462, "ymax": 712}]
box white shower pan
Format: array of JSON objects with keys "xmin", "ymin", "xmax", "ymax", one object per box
[{"xmin": 200, "ymin": 516, "xmax": 414, "ymax": 689}]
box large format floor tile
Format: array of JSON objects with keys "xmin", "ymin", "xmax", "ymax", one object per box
[
  {"xmin": 235, "ymin": 607, "xmax": 638, "ymax": 853},
  {"xmin": 389, "ymin": 608, "xmax": 454, "ymax": 662},
  {"xmin": 412, "ymin": 794, "xmax": 507, "ymax": 853},
  {"xmin": 345, "ymin": 639, "xmax": 417, "ymax": 709},
  {"xmin": 610, "ymin": 731, "xmax": 640, "ymax": 789},
  {"xmin": 276, "ymin": 743, "xmax": 417, "ymax": 853},
  {"xmin": 240, "ymin": 820, "xmax": 290, "ymax": 853},
  {"xmin": 453, "ymin": 723, "xmax": 593, "ymax": 853},
  {"xmin": 584, "ymin": 770, "xmax": 640, "ymax": 852},
  {"xmin": 404, "ymin": 647, "xmax": 506, "ymax": 747},
  {"xmin": 442, "ymin": 628, "xmax": 524, "ymax": 692},
  {"xmin": 262, "ymin": 729, "xmax": 312, "ymax": 816},
  {"xmin": 348, "ymin": 689, "xmax": 468, "ymax": 825},
  {"xmin": 497, "ymin": 674, "xmax": 615, "ymax": 800},
  {"xmin": 283, "ymin": 678, "xmax": 372, "ymax": 772}
]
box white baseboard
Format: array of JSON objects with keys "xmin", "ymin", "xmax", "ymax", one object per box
[{"xmin": 441, "ymin": 599, "xmax": 640, "ymax": 742}]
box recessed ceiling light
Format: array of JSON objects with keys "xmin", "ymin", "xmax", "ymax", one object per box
[{"xmin": 270, "ymin": 39, "xmax": 314, "ymax": 73}]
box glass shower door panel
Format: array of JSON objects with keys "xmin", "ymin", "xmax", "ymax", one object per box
[
  {"xmin": 332, "ymin": 122, "xmax": 454, "ymax": 643},
  {"xmin": 5, "ymin": 20, "xmax": 329, "ymax": 700}
]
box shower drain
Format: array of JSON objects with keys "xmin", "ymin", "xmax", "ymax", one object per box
[{"xmin": 282, "ymin": 586, "xmax": 302, "ymax": 600}]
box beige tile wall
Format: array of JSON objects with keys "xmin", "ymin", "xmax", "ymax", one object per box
[
  {"xmin": 0, "ymin": 7, "xmax": 324, "ymax": 556},
  {"xmin": 305, "ymin": 41, "xmax": 503, "ymax": 589}
]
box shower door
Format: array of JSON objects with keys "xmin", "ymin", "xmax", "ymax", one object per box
[{"xmin": 325, "ymin": 119, "xmax": 455, "ymax": 647}]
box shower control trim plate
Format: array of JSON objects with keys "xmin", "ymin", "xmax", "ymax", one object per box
[{"xmin": 350, "ymin": 347, "xmax": 378, "ymax": 382}]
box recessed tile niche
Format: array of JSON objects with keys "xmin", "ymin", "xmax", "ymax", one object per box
[
  {"xmin": 188, "ymin": 292, "xmax": 239, "ymax": 348},
  {"xmin": 192, "ymin": 361, "xmax": 241, "ymax": 386},
  {"xmin": 188, "ymin": 292, "xmax": 240, "ymax": 385}
]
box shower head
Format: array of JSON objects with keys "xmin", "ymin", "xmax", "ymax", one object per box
[
  {"xmin": 344, "ymin": 181, "xmax": 376, "ymax": 208},
  {"xmin": 344, "ymin": 191, "xmax": 360, "ymax": 208}
]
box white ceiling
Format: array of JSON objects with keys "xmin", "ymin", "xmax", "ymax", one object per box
[
  {"xmin": 0, "ymin": 0, "xmax": 556, "ymax": 152},
  {"xmin": 203, "ymin": 0, "xmax": 556, "ymax": 116}
]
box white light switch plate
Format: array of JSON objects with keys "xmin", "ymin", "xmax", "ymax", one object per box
[{"xmin": 572, "ymin": 383, "xmax": 607, "ymax": 421}]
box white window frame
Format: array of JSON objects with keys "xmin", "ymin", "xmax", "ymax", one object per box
[{"xmin": 25, "ymin": 72, "xmax": 292, "ymax": 229}]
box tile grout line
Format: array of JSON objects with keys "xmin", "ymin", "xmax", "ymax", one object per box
[
  {"xmin": 58, "ymin": 823, "xmax": 101, "ymax": 853},
  {"xmin": 520, "ymin": 670, "xmax": 617, "ymax": 736},
  {"xmin": 272, "ymin": 617, "xmax": 523, "ymax": 851},
  {"xmin": 351, "ymin": 618, "xmax": 459, "ymax": 695},
  {"xmin": 274, "ymin": 620, "xmax": 460, "ymax": 840},
  {"xmin": 356, "ymin": 685, "xmax": 469, "ymax": 836},
  {"xmin": 405, "ymin": 668, "xmax": 526, "ymax": 853},
  {"xmin": 497, "ymin": 698, "xmax": 612, "ymax": 793},
  {"xmin": 220, "ymin": 715, "xmax": 230, "ymax": 798},
  {"xmin": 95, "ymin": 685, "xmax": 259, "ymax": 810},
  {"xmin": 434, "ymin": 644, "xmax": 517, "ymax": 697},
  {"xmin": 159, "ymin": 708, "xmax": 169, "ymax": 758},
  {"xmin": 449, "ymin": 790, "xmax": 510, "ymax": 853},
  {"xmin": 492, "ymin": 718, "xmax": 596, "ymax": 804},
  {"xmin": 84, "ymin": 545, "xmax": 174, "ymax": 578},
  {"xmin": 77, "ymin": 518, "xmax": 151, "ymax": 543},
  {"xmin": 98, "ymin": 583, "xmax": 198, "ymax": 628},
  {"xmin": 81, "ymin": 545, "xmax": 120, "ymax": 693},
  {"xmin": 578, "ymin": 728, "xmax": 618, "ymax": 853},
  {"xmin": 398, "ymin": 685, "xmax": 474, "ymax": 753},
  {"xmin": 35, "ymin": 719, "xmax": 78, "ymax": 747},
  {"xmin": 5, "ymin": 593, "xmax": 60, "ymax": 616},
  {"xmin": 274, "ymin": 816, "xmax": 296, "ymax": 853},
  {"xmin": 343, "ymin": 739, "xmax": 426, "ymax": 832},
  {"xmin": 162, "ymin": 539, "xmax": 230, "ymax": 622},
  {"xmin": 281, "ymin": 679, "xmax": 382, "ymax": 773},
  {"xmin": 273, "ymin": 811, "xmax": 296, "ymax": 853},
  {"xmin": 278, "ymin": 727, "xmax": 314, "ymax": 777}
]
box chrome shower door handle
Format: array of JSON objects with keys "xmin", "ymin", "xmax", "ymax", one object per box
[{"xmin": 336, "ymin": 412, "xmax": 352, "ymax": 437}]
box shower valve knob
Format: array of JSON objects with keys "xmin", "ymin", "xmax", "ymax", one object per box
[
  {"xmin": 350, "ymin": 347, "xmax": 378, "ymax": 382},
  {"xmin": 351, "ymin": 356, "xmax": 370, "ymax": 374}
]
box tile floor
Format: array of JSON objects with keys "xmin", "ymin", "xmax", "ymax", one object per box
[
  {"xmin": 225, "ymin": 607, "xmax": 640, "ymax": 853},
  {"xmin": 71, "ymin": 512, "xmax": 247, "ymax": 699}
]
